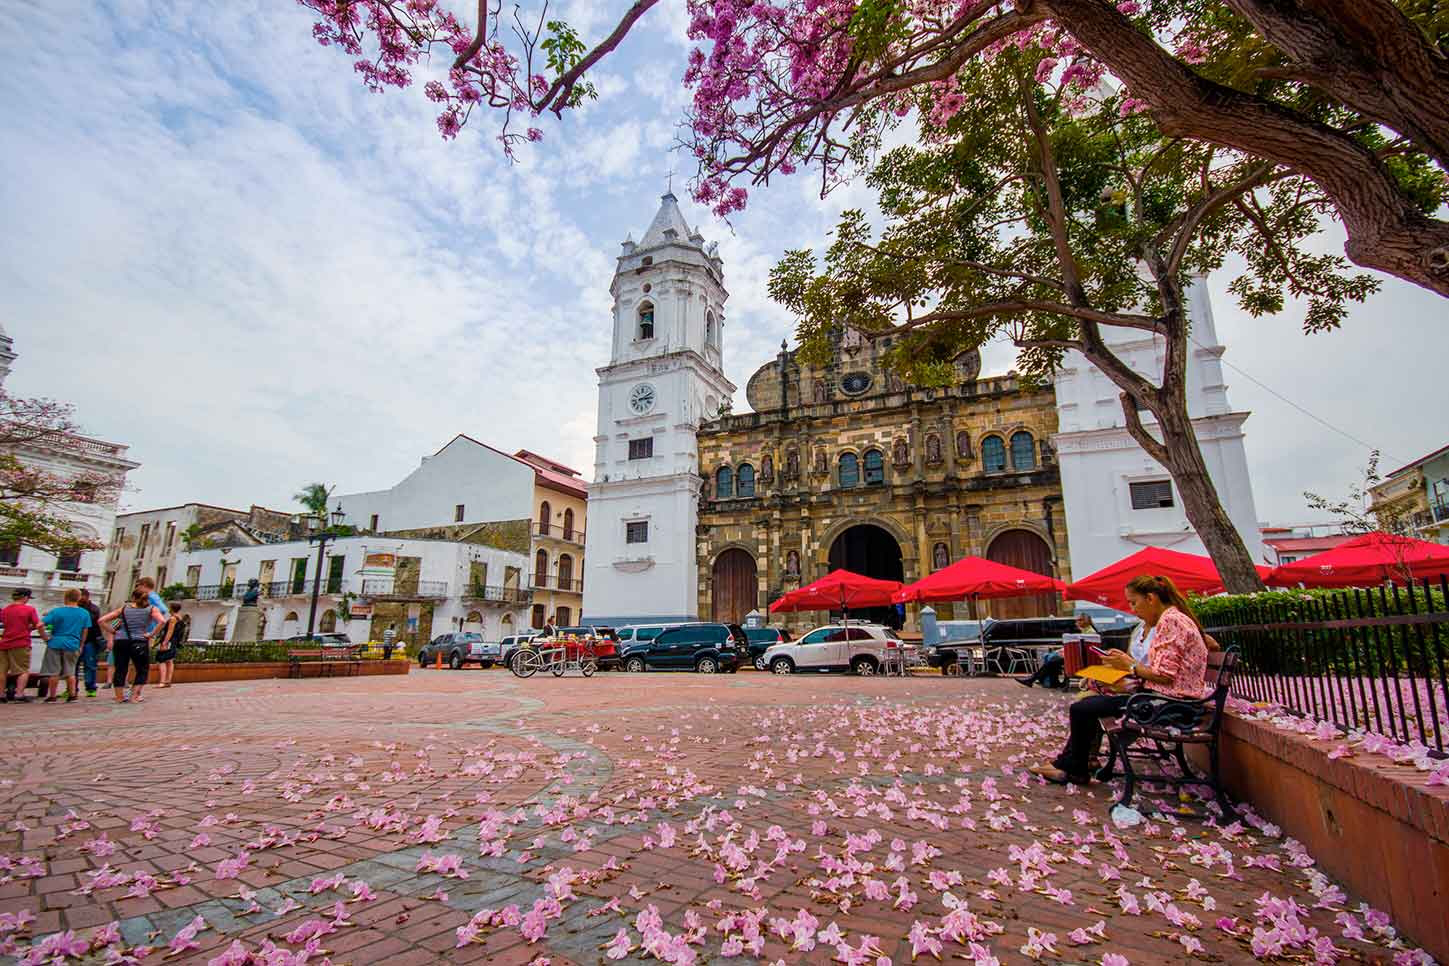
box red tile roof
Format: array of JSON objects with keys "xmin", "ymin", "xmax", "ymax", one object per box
[
  {"xmin": 512, "ymin": 449, "xmax": 588, "ymax": 498},
  {"xmin": 1263, "ymin": 536, "xmax": 1354, "ymax": 553},
  {"xmin": 1385, "ymin": 441, "xmax": 1449, "ymax": 479}
]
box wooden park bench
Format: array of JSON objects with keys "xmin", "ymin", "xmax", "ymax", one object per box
[
  {"xmin": 1096, "ymin": 647, "xmax": 1240, "ymax": 820},
  {"xmin": 286, "ymin": 646, "xmax": 363, "ymax": 679}
]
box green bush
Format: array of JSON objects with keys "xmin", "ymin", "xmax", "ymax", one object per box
[{"xmin": 175, "ymin": 641, "xmax": 294, "ymax": 664}]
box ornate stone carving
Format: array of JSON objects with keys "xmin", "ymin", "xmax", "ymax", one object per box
[
  {"xmin": 785, "ymin": 449, "xmax": 800, "ymax": 481},
  {"xmin": 785, "ymin": 550, "xmax": 800, "ymax": 576},
  {"xmin": 761, "ymin": 454, "xmax": 774, "ymax": 483},
  {"xmin": 956, "ymin": 430, "xmax": 974, "ymax": 460},
  {"xmin": 892, "ymin": 436, "xmax": 910, "ymax": 467},
  {"xmin": 933, "ymin": 542, "xmax": 950, "ymax": 571},
  {"xmin": 813, "ymin": 448, "xmax": 828, "ymax": 476},
  {"xmin": 925, "ymin": 433, "xmax": 942, "ymax": 465}
]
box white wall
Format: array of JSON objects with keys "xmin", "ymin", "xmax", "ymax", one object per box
[
  {"xmin": 334, "ymin": 436, "xmax": 534, "ymax": 532},
  {"xmin": 1053, "ymin": 278, "xmax": 1265, "ymax": 584},
  {"xmin": 582, "ymin": 473, "xmax": 700, "ymax": 624}
]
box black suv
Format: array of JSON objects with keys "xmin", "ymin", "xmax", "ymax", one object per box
[
  {"xmin": 743, "ymin": 627, "xmax": 793, "ymax": 670},
  {"xmin": 930, "ymin": 617, "xmax": 1080, "ymax": 673},
  {"xmin": 620, "ymin": 623, "xmax": 745, "ymax": 673}
]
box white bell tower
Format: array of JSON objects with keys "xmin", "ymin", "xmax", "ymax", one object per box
[{"xmin": 581, "ymin": 192, "xmax": 736, "ymax": 625}]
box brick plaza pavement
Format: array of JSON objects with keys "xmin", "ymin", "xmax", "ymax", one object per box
[{"xmin": 0, "ymin": 669, "xmax": 1432, "ymax": 964}]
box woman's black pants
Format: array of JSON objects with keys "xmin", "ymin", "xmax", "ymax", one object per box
[
  {"xmin": 112, "ymin": 640, "xmax": 150, "ymax": 689},
  {"xmin": 1052, "ymin": 693, "xmax": 1132, "ymax": 778}
]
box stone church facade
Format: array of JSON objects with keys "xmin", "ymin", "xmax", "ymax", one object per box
[{"xmin": 695, "ymin": 333, "xmax": 1072, "ymax": 634}]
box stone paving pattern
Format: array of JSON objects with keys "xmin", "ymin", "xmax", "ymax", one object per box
[{"xmin": 0, "ymin": 670, "xmax": 1433, "ymax": 964}]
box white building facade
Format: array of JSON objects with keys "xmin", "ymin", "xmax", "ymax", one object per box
[
  {"xmin": 175, "ymin": 537, "xmax": 531, "ymax": 644},
  {"xmin": 582, "ymin": 193, "xmax": 736, "ymax": 625},
  {"xmin": 1052, "ymin": 278, "xmax": 1265, "ymax": 586},
  {"xmin": 0, "ymin": 324, "xmax": 138, "ymax": 618}
]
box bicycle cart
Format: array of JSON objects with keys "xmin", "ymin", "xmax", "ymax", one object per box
[{"xmin": 509, "ymin": 636, "xmax": 598, "ymax": 678}]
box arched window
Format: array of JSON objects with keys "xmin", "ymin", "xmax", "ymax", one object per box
[
  {"xmin": 557, "ymin": 553, "xmax": 573, "ymax": 588},
  {"xmin": 863, "ymin": 449, "xmax": 885, "ymax": 486},
  {"xmin": 637, "ymin": 301, "xmax": 655, "ymax": 340},
  {"xmin": 1010, "ymin": 431, "xmax": 1036, "ymax": 470},
  {"xmin": 839, "ymin": 452, "xmax": 860, "ymax": 488},
  {"xmin": 705, "ymin": 311, "xmax": 715, "ymax": 346},
  {"xmin": 281, "ymin": 611, "xmax": 300, "ymax": 638},
  {"xmin": 736, "ymin": 463, "xmax": 756, "ymax": 497},
  {"xmin": 562, "ymin": 508, "xmax": 575, "ymax": 541},
  {"xmin": 716, "ymin": 465, "xmax": 734, "ymax": 499},
  {"xmin": 534, "ymin": 549, "xmax": 549, "ymax": 587},
  {"xmin": 319, "ymin": 609, "xmax": 337, "ymax": 633},
  {"xmin": 982, "ymin": 436, "xmax": 1007, "ymax": 473},
  {"xmin": 211, "ymin": 612, "xmax": 229, "ymax": 641},
  {"xmin": 538, "ymin": 500, "xmax": 551, "ymax": 537}
]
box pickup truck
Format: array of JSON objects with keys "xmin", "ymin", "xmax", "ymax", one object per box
[{"xmin": 418, "ymin": 632, "xmax": 501, "ymax": 669}]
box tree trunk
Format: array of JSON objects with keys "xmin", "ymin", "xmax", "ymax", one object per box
[{"xmin": 1124, "ymin": 394, "xmax": 1267, "ymax": 595}]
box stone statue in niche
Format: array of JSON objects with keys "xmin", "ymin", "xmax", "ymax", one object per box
[
  {"xmin": 785, "ymin": 550, "xmax": 800, "ymax": 576},
  {"xmin": 925, "ymin": 434, "xmax": 942, "ymax": 465},
  {"xmin": 813, "ymin": 448, "xmax": 828, "ymax": 475},
  {"xmin": 892, "ymin": 436, "xmax": 910, "ymax": 466},
  {"xmin": 956, "ymin": 430, "xmax": 973, "ymax": 460},
  {"xmin": 886, "ymin": 370, "xmax": 905, "ymax": 393},
  {"xmin": 813, "ymin": 379, "xmax": 830, "ymax": 402},
  {"xmin": 933, "ymin": 543, "xmax": 949, "ymax": 571},
  {"xmin": 761, "ymin": 454, "xmax": 774, "ymax": 483},
  {"xmin": 1039, "ymin": 438, "xmax": 1056, "ymax": 464},
  {"xmin": 785, "ymin": 449, "xmax": 799, "ymax": 480}
]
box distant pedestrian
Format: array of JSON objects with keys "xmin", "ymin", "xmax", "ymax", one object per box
[
  {"xmin": 135, "ymin": 577, "xmax": 168, "ymax": 635},
  {"xmin": 382, "ymin": 624, "xmax": 397, "ymax": 660},
  {"xmin": 1, "ymin": 589, "xmax": 43, "ymax": 703},
  {"xmin": 100, "ymin": 589, "xmax": 165, "ymax": 704},
  {"xmin": 77, "ymin": 589, "xmax": 103, "ymax": 697},
  {"xmin": 152, "ymin": 602, "xmax": 186, "ymax": 688},
  {"xmin": 41, "ymin": 589, "xmax": 91, "ymax": 702}
]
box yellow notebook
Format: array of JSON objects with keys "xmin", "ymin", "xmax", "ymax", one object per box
[{"xmin": 1078, "ymin": 665, "xmax": 1131, "ymax": 685}]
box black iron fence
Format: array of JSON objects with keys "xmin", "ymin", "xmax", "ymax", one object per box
[{"xmin": 1203, "ymin": 577, "xmax": 1449, "ymax": 754}]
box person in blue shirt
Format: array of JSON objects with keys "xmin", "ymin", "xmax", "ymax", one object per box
[
  {"xmin": 41, "ymin": 589, "xmax": 92, "ymax": 702},
  {"xmin": 135, "ymin": 577, "xmax": 169, "ymax": 633}
]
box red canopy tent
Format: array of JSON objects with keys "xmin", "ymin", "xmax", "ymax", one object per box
[
  {"xmin": 1064, "ymin": 546, "xmax": 1271, "ymax": 613},
  {"xmin": 769, "ymin": 569, "xmax": 904, "ymax": 615},
  {"xmin": 1268, "ymin": 531, "xmax": 1449, "ymax": 588},
  {"xmin": 893, "ymin": 556, "xmax": 1064, "ymax": 604}
]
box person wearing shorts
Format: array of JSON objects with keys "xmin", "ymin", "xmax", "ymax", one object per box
[
  {"xmin": 100, "ymin": 590, "xmax": 165, "ymax": 704},
  {"xmin": 41, "ymin": 589, "xmax": 91, "ymax": 702},
  {"xmin": 1, "ymin": 588, "xmax": 44, "ymax": 703},
  {"xmin": 152, "ymin": 602, "xmax": 185, "ymax": 688}
]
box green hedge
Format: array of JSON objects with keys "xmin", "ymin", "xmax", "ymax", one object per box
[
  {"xmin": 1193, "ymin": 584, "xmax": 1447, "ymax": 628},
  {"xmin": 175, "ymin": 641, "xmax": 295, "ymax": 663}
]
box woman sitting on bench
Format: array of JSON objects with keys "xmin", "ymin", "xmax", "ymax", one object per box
[{"xmin": 1029, "ymin": 575, "xmax": 1210, "ymax": 785}]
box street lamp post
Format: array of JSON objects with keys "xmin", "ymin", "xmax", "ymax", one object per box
[{"xmin": 304, "ymin": 504, "xmax": 347, "ymax": 641}]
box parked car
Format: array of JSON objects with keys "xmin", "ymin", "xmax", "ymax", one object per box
[
  {"xmin": 761, "ymin": 623, "xmax": 909, "ymax": 675},
  {"xmin": 928, "ymin": 617, "xmax": 1080, "ymax": 674},
  {"xmin": 281, "ymin": 633, "xmax": 354, "ymax": 648},
  {"xmin": 742, "ymin": 626, "xmax": 793, "ymax": 670},
  {"xmin": 619, "ymin": 623, "xmax": 745, "ymax": 673},
  {"xmin": 498, "ymin": 634, "xmax": 534, "ymax": 666},
  {"xmin": 615, "ymin": 622, "xmax": 701, "ymax": 644},
  {"xmin": 418, "ymin": 632, "xmax": 501, "ymax": 669}
]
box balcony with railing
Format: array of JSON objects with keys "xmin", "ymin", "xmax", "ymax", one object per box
[
  {"xmin": 462, "ymin": 583, "xmax": 532, "ymax": 604},
  {"xmin": 359, "ymin": 578, "xmax": 449, "ymax": 600},
  {"xmin": 529, "ymin": 572, "xmax": 584, "ymax": 593},
  {"xmin": 178, "ymin": 579, "xmax": 352, "ymax": 601},
  {"xmin": 1433, "ymin": 500, "xmax": 1449, "ymax": 524},
  {"xmin": 535, "ymin": 522, "xmax": 585, "ymax": 545}
]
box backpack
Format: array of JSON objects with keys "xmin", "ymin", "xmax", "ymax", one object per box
[{"xmin": 172, "ymin": 615, "xmax": 191, "ymax": 646}]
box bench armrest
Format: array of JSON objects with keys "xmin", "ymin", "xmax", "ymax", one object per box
[{"xmin": 1121, "ymin": 692, "xmax": 1213, "ymax": 730}]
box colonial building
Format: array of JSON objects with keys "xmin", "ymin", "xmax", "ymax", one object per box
[
  {"xmin": 1369, "ymin": 442, "xmax": 1449, "ymax": 545},
  {"xmin": 1051, "ymin": 279, "xmax": 1265, "ymax": 577},
  {"xmin": 0, "ymin": 323, "xmax": 138, "ymax": 618},
  {"xmin": 105, "ymin": 503, "xmax": 297, "ymax": 609},
  {"xmin": 696, "ymin": 336, "xmax": 1070, "ymax": 633},
  {"xmin": 581, "ymin": 192, "xmax": 735, "ymax": 626}
]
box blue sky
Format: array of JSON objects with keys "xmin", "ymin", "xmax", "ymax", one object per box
[{"xmin": 0, "ymin": 0, "xmax": 1440, "ymax": 527}]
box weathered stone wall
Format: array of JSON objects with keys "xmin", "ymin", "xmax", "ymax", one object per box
[
  {"xmin": 697, "ymin": 372, "xmax": 1070, "ymax": 634},
  {"xmin": 383, "ymin": 519, "xmax": 531, "ymax": 554}
]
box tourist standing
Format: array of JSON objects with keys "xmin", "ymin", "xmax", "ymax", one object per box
[
  {"xmin": 152, "ymin": 602, "xmax": 186, "ymax": 688},
  {"xmin": 382, "ymin": 624, "xmax": 397, "ymax": 660},
  {"xmin": 135, "ymin": 577, "xmax": 168, "ymax": 632},
  {"xmin": 1, "ymin": 589, "xmax": 44, "ymax": 703},
  {"xmin": 40, "ymin": 589, "xmax": 91, "ymax": 702},
  {"xmin": 100, "ymin": 590, "xmax": 165, "ymax": 704},
  {"xmin": 77, "ymin": 589, "xmax": 104, "ymax": 697}
]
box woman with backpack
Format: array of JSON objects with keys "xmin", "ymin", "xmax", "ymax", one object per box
[
  {"xmin": 99, "ymin": 589, "xmax": 167, "ymax": 704},
  {"xmin": 152, "ymin": 602, "xmax": 188, "ymax": 688}
]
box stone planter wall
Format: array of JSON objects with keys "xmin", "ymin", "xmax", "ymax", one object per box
[
  {"xmin": 95, "ymin": 660, "xmax": 411, "ymax": 686},
  {"xmin": 1194, "ymin": 713, "xmax": 1449, "ymax": 962}
]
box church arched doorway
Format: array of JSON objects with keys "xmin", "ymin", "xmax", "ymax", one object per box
[
  {"xmin": 710, "ymin": 549, "xmax": 758, "ymax": 624},
  {"xmin": 985, "ymin": 528, "xmax": 1057, "ymax": 619},
  {"xmin": 827, "ymin": 524, "xmax": 905, "ymax": 626}
]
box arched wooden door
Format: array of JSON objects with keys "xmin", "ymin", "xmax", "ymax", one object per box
[
  {"xmin": 985, "ymin": 529, "xmax": 1057, "ymax": 619},
  {"xmin": 711, "ymin": 549, "xmax": 758, "ymax": 624}
]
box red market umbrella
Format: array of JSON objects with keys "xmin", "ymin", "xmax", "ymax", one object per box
[
  {"xmin": 1267, "ymin": 531, "xmax": 1449, "ymax": 588},
  {"xmin": 893, "ymin": 556, "xmax": 1064, "ymax": 604},
  {"xmin": 769, "ymin": 569, "xmax": 903, "ymax": 614},
  {"xmin": 1064, "ymin": 546, "xmax": 1270, "ymax": 612}
]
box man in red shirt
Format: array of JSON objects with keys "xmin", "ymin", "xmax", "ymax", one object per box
[{"xmin": 1, "ymin": 588, "xmax": 46, "ymax": 702}]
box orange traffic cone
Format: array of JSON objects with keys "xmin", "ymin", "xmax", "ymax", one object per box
[{"xmin": 434, "ymin": 649, "xmax": 442, "ymax": 669}]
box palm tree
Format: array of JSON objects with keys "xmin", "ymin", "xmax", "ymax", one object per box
[{"xmin": 294, "ymin": 482, "xmax": 332, "ymax": 518}]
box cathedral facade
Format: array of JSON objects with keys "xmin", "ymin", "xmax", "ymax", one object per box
[{"xmin": 695, "ymin": 334, "xmax": 1071, "ymax": 634}]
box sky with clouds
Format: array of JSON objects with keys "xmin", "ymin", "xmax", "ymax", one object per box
[{"xmin": 0, "ymin": 0, "xmax": 1441, "ymax": 532}]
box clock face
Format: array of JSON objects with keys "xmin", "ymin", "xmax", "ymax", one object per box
[{"xmin": 629, "ymin": 383, "xmax": 657, "ymax": 415}]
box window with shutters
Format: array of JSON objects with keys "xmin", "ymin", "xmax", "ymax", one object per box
[
  {"xmin": 629, "ymin": 437, "xmax": 653, "ymax": 460},
  {"xmin": 863, "ymin": 449, "xmax": 884, "ymax": 485},
  {"xmin": 1010, "ymin": 431, "xmax": 1036, "ymax": 470},
  {"xmin": 736, "ymin": 463, "xmax": 755, "ymax": 497},
  {"xmin": 838, "ymin": 453, "xmax": 859, "ymax": 488},
  {"xmin": 982, "ymin": 436, "xmax": 1006, "ymax": 473},
  {"xmin": 715, "ymin": 466, "xmax": 733, "ymax": 499},
  {"xmin": 1129, "ymin": 480, "xmax": 1175, "ymax": 509},
  {"xmin": 626, "ymin": 521, "xmax": 649, "ymax": 544}
]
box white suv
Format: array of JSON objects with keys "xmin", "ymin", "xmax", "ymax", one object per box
[{"xmin": 761, "ymin": 624, "xmax": 911, "ymax": 675}]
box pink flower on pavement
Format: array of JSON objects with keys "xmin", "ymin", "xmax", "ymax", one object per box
[
  {"xmin": 604, "ymin": 928, "xmax": 633, "ymax": 960},
  {"xmin": 908, "ymin": 920, "xmax": 943, "ymax": 959},
  {"xmin": 169, "ymin": 915, "xmax": 207, "ymax": 954},
  {"xmin": 208, "ymin": 939, "xmax": 251, "ymax": 965},
  {"xmin": 1102, "ymin": 955, "xmax": 1130, "ymax": 966},
  {"xmin": 349, "ymin": 879, "xmax": 377, "ymax": 902}
]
